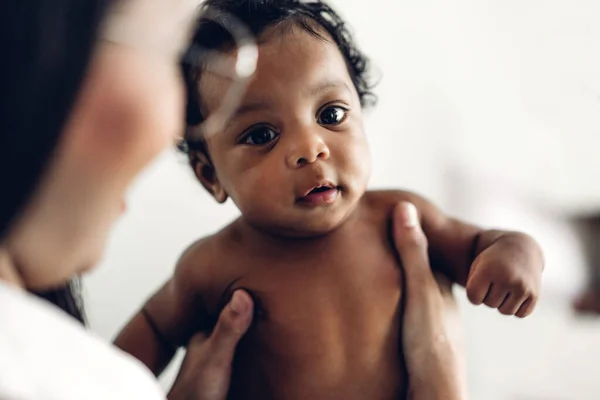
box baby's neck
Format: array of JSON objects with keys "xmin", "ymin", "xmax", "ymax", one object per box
[{"xmin": 235, "ymin": 208, "xmax": 363, "ymax": 252}]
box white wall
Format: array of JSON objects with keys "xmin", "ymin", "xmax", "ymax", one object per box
[{"xmin": 85, "ymin": 0, "xmax": 600, "ymax": 397}]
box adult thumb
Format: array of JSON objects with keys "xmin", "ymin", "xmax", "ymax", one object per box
[
  {"xmin": 207, "ymin": 290, "xmax": 254, "ymax": 367},
  {"xmin": 392, "ymin": 202, "xmax": 431, "ymax": 285}
]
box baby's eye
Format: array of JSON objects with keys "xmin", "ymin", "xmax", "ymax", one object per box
[
  {"xmin": 317, "ymin": 106, "xmax": 347, "ymax": 126},
  {"xmin": 241, "ymin": 126, "xmax": 278, "ymax": 146}
]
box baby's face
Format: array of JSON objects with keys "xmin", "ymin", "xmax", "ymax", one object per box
[{"xmin": 199, "ymin": 26, "xmax": 371, "ymax": 237}]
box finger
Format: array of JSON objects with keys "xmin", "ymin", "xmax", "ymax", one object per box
[
  {"xmin": 392, "ymin": 202, "xmax": 431, "ymax": 286},
  {"xmin": 482, "ymin": 283, "xmax": 509, "ymax": 309},
  {"xmin": 207, "ymin": 290, "xmax": 254, "ymax": 367},
  {"xmin": 515, "ymin": 296, "xmax": 535, "ymax": 318},
  {"xmin": 498, "ymin": 293, "xmax": 525, "ymax": 316},
  {"xmin": 466, "ymin": 278, "xmax": 490, "ymax": 305},
  {"xmin": 188, "ymin": 331, "xmax": 209, "ymax": 347}
]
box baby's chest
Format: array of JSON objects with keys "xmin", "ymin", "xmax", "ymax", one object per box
[{"xmin": 218, "ymin": 235, "xmax": 403, "ymax": 352}]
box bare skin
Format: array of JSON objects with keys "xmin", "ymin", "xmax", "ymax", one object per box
[
  {"xmin": 393, "ymin": 202, "xmax": 468, "ymax": 400},
  {"xmin": 165, "ymin": 201, "xmax": 468, "ymax": 400},
  {"xmin": 571, "ymin": 213, "xmax": 600, "ymax": 314},
  {"xmin": 117, "ymin": 192, "xmax": 541, "ymax": 400},
  {"xmin": 116, "ymin": 25, "xmax": 543, "ymax": 400}
]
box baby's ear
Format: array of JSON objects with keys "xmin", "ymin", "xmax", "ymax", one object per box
[{"xmin": 191, "ymin": 150, "xmax": 228, "ymax": 204}]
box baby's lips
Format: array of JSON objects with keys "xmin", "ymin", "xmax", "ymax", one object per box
[{"xmin": 298, "ymin": 180, "xmax": 337, "ymax": 198}]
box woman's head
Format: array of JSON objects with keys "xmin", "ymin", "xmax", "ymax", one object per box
[
  {"xmin": 0, "ymin": 0, "xmax": 194, "ymax": 289},
  {"xmin": 0, "ymin": 0, "xmax": 111, "ymax": 249}
]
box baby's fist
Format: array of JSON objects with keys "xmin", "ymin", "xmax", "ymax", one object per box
[{"xmin": 466, "ymin": 233, "xmax": 543, "ymax": 318}]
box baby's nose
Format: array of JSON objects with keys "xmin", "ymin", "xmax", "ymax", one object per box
[{"xmin": 286, "ymin": 134, "xmax": 330, "ymax": 168}]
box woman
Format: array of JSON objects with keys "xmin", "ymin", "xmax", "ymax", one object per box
[{"xmin": 0, "ymin": 0, "xmax": 465, "ymax": 398}]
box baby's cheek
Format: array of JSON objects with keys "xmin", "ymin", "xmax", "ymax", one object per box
[
  {"xmin": 228, "ymin": 171, "xmax": 278, "ymax": 209},
  {"xmin": 343, "ymin": 137, "xmax": 372, "ymax": 186}
]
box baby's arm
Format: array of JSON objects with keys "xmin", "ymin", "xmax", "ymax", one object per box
[
  {"xmin": 401, "ymin": 191, "xmax": 544, "ymax": 318},
  {"xmin": 114, "ymin": 242, "xmax": 211, "ymax": 376}
]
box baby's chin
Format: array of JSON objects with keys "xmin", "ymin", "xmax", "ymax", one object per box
[
  {"xmin": 264, "ymin": 211, "xmax": 354, "ymax": 239},
  {"xmin": 280, "ymin": 223, "xmax": 341, "ymax": 239}
]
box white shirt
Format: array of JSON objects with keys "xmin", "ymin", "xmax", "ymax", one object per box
[{"xmin": 0, "ymin": 281, "xmax": 165, "ymax": 400}]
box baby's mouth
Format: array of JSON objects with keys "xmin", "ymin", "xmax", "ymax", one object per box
[{"xmin": 297, "ymin": 183, "xmax": 340, "ymax": 206}]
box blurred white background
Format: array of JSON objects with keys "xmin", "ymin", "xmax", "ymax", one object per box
[{"xmin": 84, "ymin": 0, "xmax": 600, "ymax": 398}]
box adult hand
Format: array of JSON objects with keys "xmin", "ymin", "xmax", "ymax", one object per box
[
  {"xmin": 393, "ymin": 202, "xmax": 468, "ymax": 400},
  {"xmin": 167, "ymin": 290, "xmax": 253, "ymax": 400}
]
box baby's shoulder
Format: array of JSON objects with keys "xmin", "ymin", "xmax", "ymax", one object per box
[
  {"xmin": 173, "ymin": 221, "xmax": 240, "ymax": 284},
  {"xmin": 363, "ymin": 189, "xmax": 426, "ymax": 213}
]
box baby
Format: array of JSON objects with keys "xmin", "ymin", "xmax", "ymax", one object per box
[{"xmin": 116, "ymin": 1, "xmax": 544, "ymax": 399}]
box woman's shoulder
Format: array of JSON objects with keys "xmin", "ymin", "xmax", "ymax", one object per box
[{"xmin": 0, "ymin": 282, "xmax": 165, "ymax": 400}]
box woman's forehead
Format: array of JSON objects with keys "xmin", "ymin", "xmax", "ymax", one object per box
[{"xmin": 102, "ymin": 0, "xmax": 200, "ymax": 59}]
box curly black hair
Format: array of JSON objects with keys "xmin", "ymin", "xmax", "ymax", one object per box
[{"xmin": 181, "ymin": 0, "xmax": 376, "ymax": 155}]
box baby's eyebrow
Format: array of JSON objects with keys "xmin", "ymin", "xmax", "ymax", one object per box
[
  {"xmin": 233, "ymin": 101, "xmax": 272, "ymax": 117},
  {"xmin": 306, "ymin": 79, "xmax": 352, "ymax": 97},
  {"xmin": 226, "ymin": 100, "xmax": 273, "ymax": 129}
]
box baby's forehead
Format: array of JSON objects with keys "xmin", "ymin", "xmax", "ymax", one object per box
[{"xmin": 198, "ymin": 26, "xmax": 353, "ymax": 113}]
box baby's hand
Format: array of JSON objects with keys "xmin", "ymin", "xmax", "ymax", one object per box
[{"xmin": 465, "ymin": 233, "xmax": 543, "ymax": 318}]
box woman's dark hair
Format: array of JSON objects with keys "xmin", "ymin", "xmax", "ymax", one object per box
[
  {"xmin": 0, "ymin": 0, "xmax": 112, "ymax": 239},
  {"xmin": 181, "ymin": 0, "xmax": 376, "ymax": 154},
  {"xmin": 32, "ymin": 278, "xmax": 87, "ymax": 324},
  {"xmin": 0, "ymin": 0, "xmax": 114, "ymax": 321}
]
